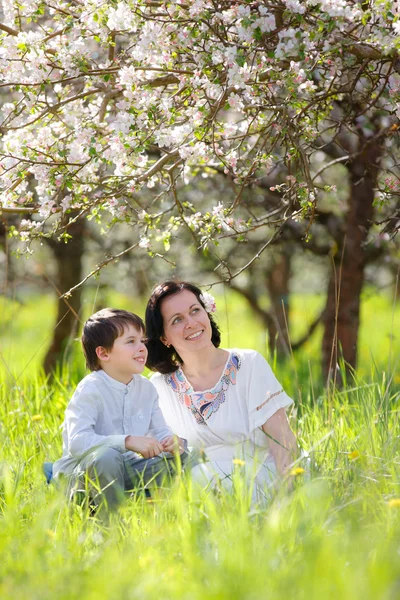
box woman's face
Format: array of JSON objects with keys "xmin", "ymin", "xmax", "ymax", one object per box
[{"xmin": 160, "ymin": 289, "xmax": 213, "ymax": 356}]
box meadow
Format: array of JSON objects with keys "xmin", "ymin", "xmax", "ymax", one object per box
[{"xmin": 0, "ymin": 289, "xmax": 399, "ymax": 599}]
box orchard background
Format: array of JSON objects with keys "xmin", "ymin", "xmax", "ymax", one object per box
[{"xmin": 0, "ymin": 2, "xmax": 399, "ymax": 598}]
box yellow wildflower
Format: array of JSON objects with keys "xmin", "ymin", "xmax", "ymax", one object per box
[
  {"xmin": 233, "ymin": 459, "xmax": 245, "ymax": 466},
  {"xmin": 46, "ymin": 529, "xmax": 56, "ymax": 539},
  {"xmin": 348, "ymin": 450, "xmax": 360, "ymax": 461},
  {"xmin": 31, "ymin": 414, "xmax": 43, "ymax": 422},
  {"xmin": 388, "ymin": 499, "xmax": 400, "ymax": 508},
  {"xmin": 290, "ymin": 467, "xmax": 305, "ymax": 477}
]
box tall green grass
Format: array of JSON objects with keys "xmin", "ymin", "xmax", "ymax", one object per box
[
  {"xmin": 0, "ymin": 290, "xmax": 399, "ymax": 599},
  {"xmin": 0, "ymin": 370, "xmax": 399, "ymax": 599}
]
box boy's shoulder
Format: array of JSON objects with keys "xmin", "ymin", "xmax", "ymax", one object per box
[
  {"xmin": 72, "ymin": 371, "xmax": 157, "ymax": 398},
  {"xmin": 134, "ymin": 373, "xmax": 158, "ymax": 392},
  {"xmin": 73, "ymin": 371, "xmax": 105, "ymax": 396}
]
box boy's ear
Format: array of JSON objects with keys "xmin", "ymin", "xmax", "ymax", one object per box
[{"xmin": 95, "ymin": 346, "xmax": 110, "ymax": 362}]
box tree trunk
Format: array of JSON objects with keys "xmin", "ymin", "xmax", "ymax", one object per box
[
  {"xmin": 266, "ymin": 247, "xmax": 292, "ymax": 356},
  {"xmin": 43, "ymin": 218, "xmax": 85, "ymax": 374},
  {"xmin": 0, "ymin": 218, "xmax": 17, "ymax": 295},
  {"xmin": 322, "ymin": 137, "xmax": 383, "ymax": 383}
]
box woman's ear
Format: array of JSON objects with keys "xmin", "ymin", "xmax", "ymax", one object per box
[
  {"xmin": 160, "ymin": 336, "xmax": 171, "ymax": 348},
  {"xmin": 96, "ymin": 346, "xmax": 109, "ymax": 361}
]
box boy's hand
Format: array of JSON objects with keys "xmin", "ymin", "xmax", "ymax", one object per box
[
  {"xmin": 161, "ymin": 435, "xmax": 185, "ymax": 455},
  {"xmin": 125, "ymin": 435, "xmax": 164, "ymax": 458}
]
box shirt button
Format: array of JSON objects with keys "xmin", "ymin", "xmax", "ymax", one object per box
[{"xmin": 138, "ymin": 415, "xmax": 144, "ymax": 420}]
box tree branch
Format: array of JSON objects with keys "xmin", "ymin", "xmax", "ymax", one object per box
[
  {"xmin": 228, "ymin": 282, "xmax": 275, "ymax": 329},
  {"xmin": 60, "ymin": 242, "xmax": 140, "ymax": 298},
  {"xmin": 0, "ymin": 23, "xmax": 18, "ymax": 36},
  {"xmin": 291, "ymin": 311, "xmax": 324, "ymax": 351}
]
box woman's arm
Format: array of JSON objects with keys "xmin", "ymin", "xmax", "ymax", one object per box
[{"xmin": 262, "ymin": 408, "xmax": 298, "ymax": 476}]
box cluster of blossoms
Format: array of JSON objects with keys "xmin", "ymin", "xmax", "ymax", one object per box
[
  {"xmin": 0, "ymin": 0, "xmax": 398, "ymax": 255},
  {"xmin": 199, "ymin": 292, "xmax": 217, "ymax": 314}
]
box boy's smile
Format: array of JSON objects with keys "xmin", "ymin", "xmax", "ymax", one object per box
[{"xmin": 96, "ymin": 324, "xmax": 148, "ymax": 384}]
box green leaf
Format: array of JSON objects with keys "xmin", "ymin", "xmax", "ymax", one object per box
[
  {"xmin": 235, "ymin": 52, "xmax": 246, "ymax": 67},
  {"xmin": 253, "ymin": 27, "xmax": 262, "ymax": 41}
]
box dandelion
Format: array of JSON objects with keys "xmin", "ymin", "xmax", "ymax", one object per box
[
  {"xmin": 233, "ymin": 458, "xmax": 245, "ymax": 466},
  {"xmin": 290, "ymin": 467, "xmax": 305, "ymax": 476},
  {"xmin": 31, "ymin": 414, "xmax": 43, "ymax": 421},
  {"xmin": 388, "ymin": 499, "xmax": 400, "ymax": 508},
  {"xmin": 348, "ymin": 450, "xmax": 360, "ymax": 461}
]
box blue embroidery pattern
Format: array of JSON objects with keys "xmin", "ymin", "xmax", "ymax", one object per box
[{"xmin": 165, "ymin": 352, "xmax": 241, "ymax": 425}]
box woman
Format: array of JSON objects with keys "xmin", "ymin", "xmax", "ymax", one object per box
[{"xmin": 145, "ymin": 280, "xmax": 298, "ymax": 501}]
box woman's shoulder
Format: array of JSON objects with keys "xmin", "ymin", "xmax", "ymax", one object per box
[
  {"xmin": 228, "ymin": 348, "xmax": 266, "ymax": 363},
  {"xmin": 149, "ymin": 371, "xmax": 163, "ymax": 383},
  {"xmin": 224, "ymin": 349, "xmax": 270, "ymax": 376},
  {"xmin": 149, "ymin": 370, "xmax": 173, "ymax": 386}
]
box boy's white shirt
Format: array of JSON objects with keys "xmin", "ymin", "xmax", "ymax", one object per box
[{"xmin": 53, "ymin": 369, "xmax": 172, "ymax": 478}]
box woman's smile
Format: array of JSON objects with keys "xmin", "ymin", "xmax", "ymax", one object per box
[{"xmin": 185, "ymin": 330, "xmax": 204, "ymax": 340}]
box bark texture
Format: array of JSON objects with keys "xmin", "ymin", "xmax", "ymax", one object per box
[
  {"xmin": 322, "ymin": 136, "xmax": 383, "ymax": 382},
  {"xmin": 43, "ymin": 218, "xmax": 85, "ymax": 374},
  {"xmin": 266, "ymin": 247, "xmax": 292, "ymax": 356}
]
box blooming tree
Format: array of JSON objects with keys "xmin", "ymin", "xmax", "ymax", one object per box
[{"xmin": 1, "ymin": 0, "xmax": 399, "ymax": 375}]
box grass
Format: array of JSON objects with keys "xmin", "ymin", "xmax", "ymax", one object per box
[{"xmin": 0, "ymin": 289, "xmax": 399, "ymax": 599}]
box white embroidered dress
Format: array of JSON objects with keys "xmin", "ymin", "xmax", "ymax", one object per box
[{"xmin": 150, "ymin": 349, "xmax": 293, "ymax": 498}]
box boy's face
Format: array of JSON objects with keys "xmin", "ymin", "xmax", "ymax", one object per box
[{"xmin": 96, "ymin": 324, "xmax": 147, "ymax": 384}]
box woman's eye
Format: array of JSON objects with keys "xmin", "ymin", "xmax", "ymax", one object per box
[
  {"xmin": 172, "ymin": 317, "xmax": 181, "ymax": 325},
  {"xmin": 191, "ymin": 308, "xmax": 199, "ymax": 314}
]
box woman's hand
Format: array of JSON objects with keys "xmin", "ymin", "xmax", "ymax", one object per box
[
  {"xmin": 125, "ymin": 435, "xmax": 164, "ymax": 458},
  {"xmin": 262, "ymin": 408, "xmax": 298, "ymax": 477},
  {"xmin": 161, "ymin": 435, "xmax": 185, "ymax": 455}
]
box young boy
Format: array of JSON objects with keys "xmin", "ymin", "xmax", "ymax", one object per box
[{"xmin": 53, "ymin": 308, "xmax": 186, "ymax": 513}]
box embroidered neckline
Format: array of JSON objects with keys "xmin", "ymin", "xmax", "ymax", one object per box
[{"xmin": 165, "ymin": 351, "xmax": 241, "ymax": 425}]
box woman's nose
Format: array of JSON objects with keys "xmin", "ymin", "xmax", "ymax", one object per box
[{"xmin": 185, "ymin": 314, "xmax": 196, "ymax": 328}]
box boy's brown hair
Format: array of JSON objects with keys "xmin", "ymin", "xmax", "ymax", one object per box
[{"xmin": 82, "ymin": 308, "xmax": 145, "ymax": 371}]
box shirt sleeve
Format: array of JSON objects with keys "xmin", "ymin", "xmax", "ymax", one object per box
[
  {"xmin": 245, "ymin": 351, "xmax": 294, "ymax": 432},
  {"xmin": 147, "ymin": 394, "xmax": 173, "ymax": 442},
  {"xmin": 66, "ymin": 388, "xmax": 127, "ymax": 458}
]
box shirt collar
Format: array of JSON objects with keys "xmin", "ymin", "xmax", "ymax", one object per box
[{"xmin": 95, "ymin": 369, "xmax": 136, "ymax": 392}]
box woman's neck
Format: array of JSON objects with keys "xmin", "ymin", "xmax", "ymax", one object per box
[{"xmin": 180, "ymin": 346, "xmax": 229, "ymax": 390}]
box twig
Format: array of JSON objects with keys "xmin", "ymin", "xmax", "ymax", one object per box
[{"xmin": 60, "ymin": 242, "xmax": 140, "ymax": 298}]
